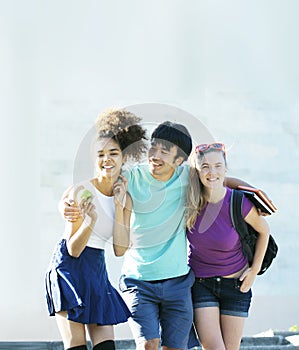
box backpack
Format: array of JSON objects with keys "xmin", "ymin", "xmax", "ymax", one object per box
[{"xmin": 230, "ymin": 189, "xmax": 278, "ymax": 275}]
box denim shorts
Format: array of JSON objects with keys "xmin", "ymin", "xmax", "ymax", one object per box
[
  {"xmin": 119, "ymin": 270, "xmax": 199, "ymax": 349},
  {"xmin": 192, "ymin": 276, "xmax": 252, "ymax": 317}
]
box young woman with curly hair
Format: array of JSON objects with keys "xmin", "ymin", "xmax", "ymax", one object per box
[{"xmin": 45, "ymin": 109, "xmax": 147, "ymax": 350}]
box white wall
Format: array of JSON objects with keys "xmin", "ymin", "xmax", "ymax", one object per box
[{"xmin": 1, "ymin": 0, "xmax": 298, "ymax": 341}]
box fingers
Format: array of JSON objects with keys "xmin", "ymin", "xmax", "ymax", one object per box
[
  {"xmin": 64, "ymin": 202, "xmax": 82, "ymax": 222},
  {"xmin": 62, "ymin": 185, "xmax": 84, "ymax": 207},
  {"xmin": 113, "ymin": 185, "xmax": 126, "ymax": 202},
  {"xmin": 240, "ymin": 285, "xmax": 250, "ymax": 293},
  {"xmin": 240, "ymin": 277, "xmax": 252, "ymax": 293},
  {"xmin": 83, "ymin": 202, "xmax": 97, "ymax": 222},
  {"xmin": 113, "ymin": 179, "xmax": 127, "ymax": 209},
  {"xmin": 61, "ymin": 185, "xmax": 97, "ymax": 222},
  {"xmin": 84, "ymin": 202, "xmax": 95, "ymax": 215},
  {"xmin": 120, "ymin": 177, "xmax": 128, "ymax": 194},
  {"xmin": 64, "ymin": 200, "xmax": 97, "ymax": 222},
  {"xmin": 239, "ymin": 277, "xmax": 249, "ymax": 292},
  {"xmin": 113, "ymin": 177, "xmax": 126, "ymax": 193},
  {"xmin": 79, "ymin": 195, "xmax": 93, "ymax": 211},
  {"xmin": 118, "ymin": 175, "xmax": 128, "ymax": 188},
  {"xmin": 257, "ymin": 208, "xmax": 270, "ymax": 217},
  {"xmin": 239, "ymin": 269, "xmax": 256, "ymax": 293}
]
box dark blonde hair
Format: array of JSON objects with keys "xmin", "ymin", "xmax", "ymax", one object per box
[
  {"xmin": 95, "ymin": 108, "xmax": 147, "ymax": 162},
  {"xmin": 185, "ymin": 150, "xmax": 207, "ymax": 231},
  {"xmin": 185, "ymin": 147, "xmax": 227, "ymax": 231}
]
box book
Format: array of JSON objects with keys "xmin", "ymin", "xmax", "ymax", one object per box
[{"xmin": 237, "ymin": 186, "xmax": 277, "ymax": 215}]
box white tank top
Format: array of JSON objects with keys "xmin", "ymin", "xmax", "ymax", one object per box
[{"xmin": 70, "ymin": 180, "xmax": 115, "ymax": 249}]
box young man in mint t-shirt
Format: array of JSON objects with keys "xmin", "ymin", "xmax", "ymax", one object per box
[{"xmin": 119, "ymin": 121, "xmax": 198, "ymax": 350}]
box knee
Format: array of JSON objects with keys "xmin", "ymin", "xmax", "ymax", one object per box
[{"xmin": 138, "ymin": 339, "xmax": 159, "ymax": 350}]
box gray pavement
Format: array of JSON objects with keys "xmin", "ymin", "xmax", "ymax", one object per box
[{"xmin": 1, "ymin": 333, "xmax": 299, "ymax": 350}]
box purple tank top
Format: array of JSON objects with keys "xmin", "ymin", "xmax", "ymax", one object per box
[{"xmin": 187, "ymin": 187, "xmax": 253, "ymax": 277}]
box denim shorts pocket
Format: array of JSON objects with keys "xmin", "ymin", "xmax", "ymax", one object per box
[
  {"xmin": 233, "ymin": 278, "xmax": 243, "ymax": 290},
  {"xmin": 118, "ymin": 275, "xmax": 128, "ymax": 292},
  {"xmin": 119, "ymin": 275, "xmax": 138, "ymax": 293}
]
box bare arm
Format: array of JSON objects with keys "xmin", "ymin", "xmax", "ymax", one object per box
[
  {"xmin": 224, "ymin": 176, "xmax": 253, "ymax": 189},
  {"xmin": 61, "ymin": 185, "xmax": 97, "ymax": 258},
  {"xmin": 60, "ymin": 178, "xmax": 132, "ymax": 257},
  {"xmin": 239, "ymin": 206, "xmax": 270, "ymax": 292},
  {"xmin": 112, "ymin": 176, "xmax": 132, "ymax": 256},
  {"xmin": 65, "ymin": 203, "xmax": 97, "ymax": 258},
  {"xmin": 113, "ymin": 194, "xmax": 132, "ymax": 256},
  {"xmin": 244, "ymin": 207, "xmax": 270, "ymax": 272}
]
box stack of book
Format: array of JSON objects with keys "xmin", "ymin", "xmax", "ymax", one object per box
[{"xmin": 237, "ymin": 186, "xmax": 277, "ymax": 215}]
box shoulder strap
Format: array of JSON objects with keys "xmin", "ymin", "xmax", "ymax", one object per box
[
  {"xmin": 230, "ymin": 189, "xmax": 246, "ymax": 240},
  {"xmin": 230, "ymin": 189, "xmax": 255, "ymax": 263}
]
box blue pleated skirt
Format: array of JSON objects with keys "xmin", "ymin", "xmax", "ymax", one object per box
[{"xmin": 45, "ymin": 239, "xmax": 131, "ymax": 325}]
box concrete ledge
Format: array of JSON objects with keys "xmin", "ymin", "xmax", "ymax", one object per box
[
  {"xmin": 1, "ymin": 336, "xmax": 299, "ymax": 350},
  {"xmin": 0, "ymin": 341, "xmax": 134, "ymax": 350}
]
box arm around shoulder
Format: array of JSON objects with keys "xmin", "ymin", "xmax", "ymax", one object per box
[{"xmin": 224, "ymin": 177, "xmax": 253, "ymax": 189}]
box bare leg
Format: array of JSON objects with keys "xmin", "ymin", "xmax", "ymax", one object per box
[
  {"xmin": 87, "ymin": 324, "xmax": 114, "ymax": 346},
  {"xmin": 194, "ymin": 307, "xmax": 226, "ymax": 350},
  {"xmin": 55, "ymin": 311, "xmax": 86, "ymax": 349},
  {"xmin": 220, "ymin": 314, "xmax": 245, "ymax": 350}
]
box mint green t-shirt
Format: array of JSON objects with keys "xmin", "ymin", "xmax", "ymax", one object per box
[{"xmin": 122, "ymin": 164, "xmax": 190, "ymax": 280}]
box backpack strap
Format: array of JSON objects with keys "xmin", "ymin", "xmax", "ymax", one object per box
[
  {"xmin": 230, "ymin": 189, "xmax": 246, "ymax": 240},
  {"xmin": 230, "ymin": 189, "xmax": 253, "ymax": 262}
]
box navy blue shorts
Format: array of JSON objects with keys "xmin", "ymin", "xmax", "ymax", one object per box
[
  {"xmin": 119, "ymin": 270, "xmax": 199, "ymax": 349},
  {"xmin": 192, "ymin": 276, "xmax": 252, "ymax": 317}
]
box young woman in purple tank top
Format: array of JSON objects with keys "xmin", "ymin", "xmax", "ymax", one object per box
[{"xmin": 185, "ymin": 143, "xmax": 270, "ymax": 350}]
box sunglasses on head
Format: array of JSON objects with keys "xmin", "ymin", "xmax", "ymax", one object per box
[{"xmin": 195, "ymin": 143, "xmax": 226, "ymax": 155}]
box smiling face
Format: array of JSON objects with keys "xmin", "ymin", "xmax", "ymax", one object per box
[
  {"xmin": 148, "ymin": 140, "xmax": 184, "ymax": 181},
  {"xmin": 196, "ymin": 150, "xmax": 227, "ymax": 190},
  {"xmin": 95, "ymin": 138, "xmax": 123, "ymax": 181}
]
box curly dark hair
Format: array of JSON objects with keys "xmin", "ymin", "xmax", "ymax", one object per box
[{"xmin": 95, "ymin": 108, "xmax": 148, "ymax": 162}]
